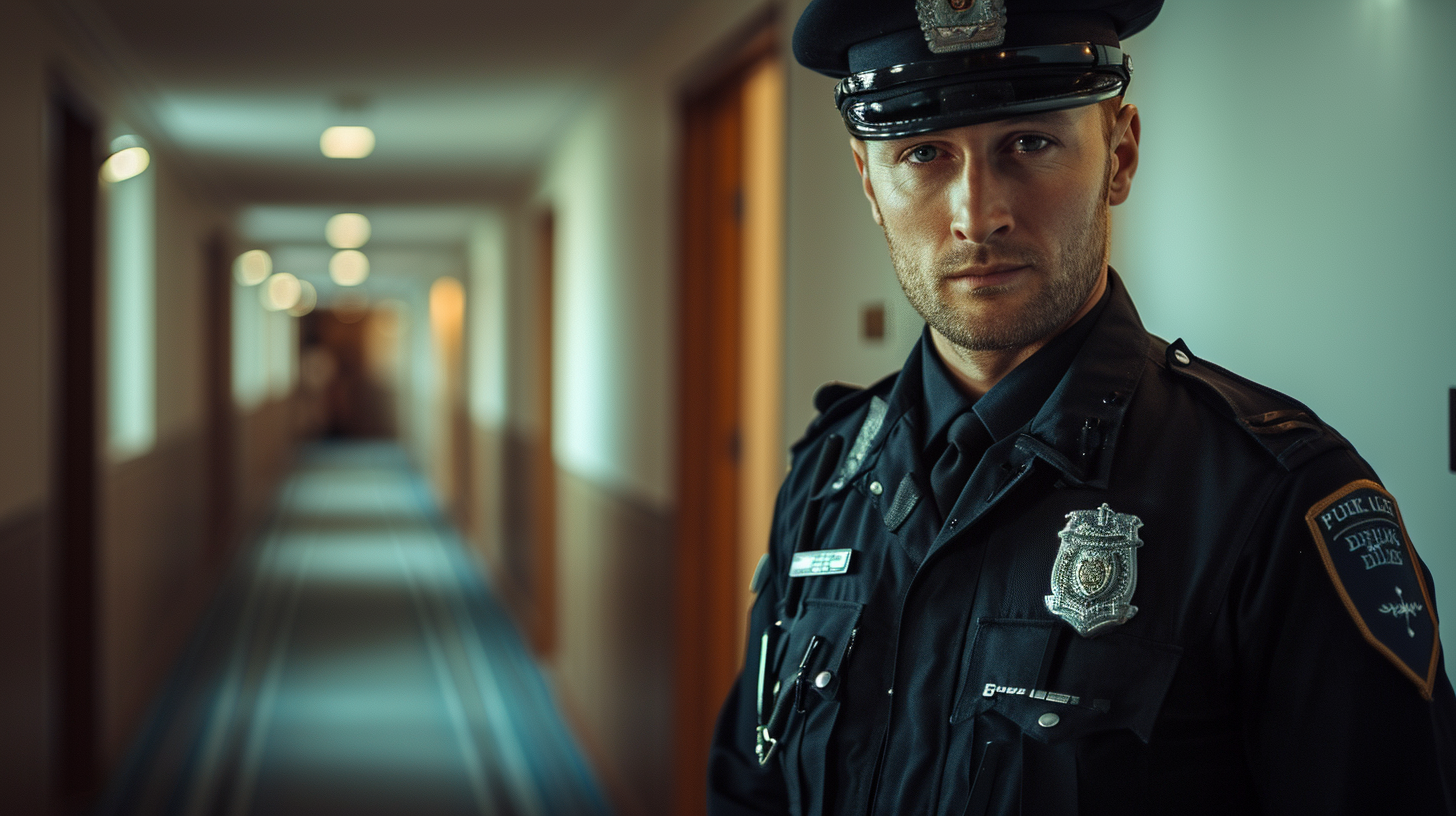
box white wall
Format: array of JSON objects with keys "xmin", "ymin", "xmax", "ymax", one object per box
[
  {"xmin": 538, "ymin": 0, "xmax": 778, "ymax": 508},
  {"xmin": 781, "ymin": 0, "xmax": 926, "ymax": 438},
  {"xmin": 467, "ymin": 210, "xmax": 509, "ymax": 428},
  {"xmin": 1111, "ymin": 0, "xmax": 1456, "ymax": 672}
]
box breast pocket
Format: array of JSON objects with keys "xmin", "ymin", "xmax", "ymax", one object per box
[
  {"xmin": 773, "ymin": 598, "xmax": 863, "ymax": 816},
  {"xmin": 949, "ymin": 619, "xmax": 1182, "ymax": 815}
]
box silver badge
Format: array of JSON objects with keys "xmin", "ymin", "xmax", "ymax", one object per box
[
  {"xmin": 916, "ymin": 0, "xmax": 1007, "ymax": 54},
  {"xmin": 1045, "ymin": 504, "xmax": 1143, "ymax": 636}
]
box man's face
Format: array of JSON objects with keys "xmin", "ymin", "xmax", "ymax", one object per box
[{"xmin": 852, "ymin": 102, "xmax": 1138, "ymax": 353}]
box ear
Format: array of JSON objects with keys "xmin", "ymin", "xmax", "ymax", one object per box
[
  {"xmin": 1107, "ymin": 103, "xmax": 1140, "ymax": 206},
  {"xmin": 850, "ymin": 137, "xmax": 884, "ymax": 226}
]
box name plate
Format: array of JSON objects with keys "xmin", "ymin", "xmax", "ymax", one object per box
[{"xmin": 789, "ymin": 549, "xmax": 854, "ymax": 578}]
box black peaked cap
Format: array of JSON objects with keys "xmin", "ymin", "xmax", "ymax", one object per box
[
  {"xmin": 795, "ymin": 0, "xmax": 1163, "ymax": 79},
  {"xmin": 793, "ymin": 0, "xmax": 1162, "ymax": 138}
]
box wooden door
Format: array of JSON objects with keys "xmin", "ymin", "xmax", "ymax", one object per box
[
  {"xmin": 50, "ymin": 89, "xmax": 101, "ymax": 812},
  {"xmin": 673, "ymin": 19, "xmax": 783, "ymax": 814}
]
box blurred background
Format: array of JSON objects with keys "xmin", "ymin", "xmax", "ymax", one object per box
[{"xmin": 1, "ymin": 0, "xmax": 1453, "ymax": 814}]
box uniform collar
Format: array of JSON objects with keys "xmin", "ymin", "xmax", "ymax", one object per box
[
  {"xmin": 1017, "ymin": 270, "xmax": 1148, "ymax": 487},
  {"xmin": 912, "ymin": 278, "xmax": 1113, "ymax": 449},
  {"xmin": 880, "ymin": 269, "xmax": 1147, "ymax": 489}
]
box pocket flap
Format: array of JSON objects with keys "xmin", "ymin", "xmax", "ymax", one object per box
[
  {"xmin": 782, "ymin": 599, "xmax": 863, "ymax": 701},
  {"xmin": 953, "ymin": 618, "xmax": 1181, "ymax": 743}
]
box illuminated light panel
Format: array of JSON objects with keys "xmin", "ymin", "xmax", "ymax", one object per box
[
  {"xmin": 234, "ymin": 249, "xmax": 272, "ymax": 285},
  {"xmin": 261, "ymin": 272, "xmax": 302, "ymax": 311},
  {"xmin": 289, "ymin": 279, "xmax": 318, "ymax": 317},
  {"xmin": 326, "ymin": 213, "xmax": 371, "ymax": 248},
  {"xmin": 330, "ymin": 249, "xmax": 370, "ymax": 286},
  {"xmin": 320, "ymin": 126, "xmax": 375, "ymax": 159},
  {"xmin": 101, "ymin": 146, "xmax": 151, "ymax": 182}
]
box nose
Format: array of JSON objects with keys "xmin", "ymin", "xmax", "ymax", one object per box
[{"xmin": 949, "ymin": 157, "xmax": 1012, "ymax": 244}]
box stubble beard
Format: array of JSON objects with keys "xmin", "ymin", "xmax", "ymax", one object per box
[{"xmin": 886, "ymin": 168, "xmax": 1111, "ymax": 353}]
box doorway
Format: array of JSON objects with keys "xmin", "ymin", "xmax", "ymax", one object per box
[
  {"xmin": 672, "ymin": 16, "xmax": 785, "ymax": 814},
  {"xmin": 50, "ymin": 88, "xmax": 101, "ymax": 811}
]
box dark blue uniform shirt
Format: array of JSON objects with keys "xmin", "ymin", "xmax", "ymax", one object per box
[{"xmin": 708, "ymin": 272, "xmax": 1456, "ymax": 815}]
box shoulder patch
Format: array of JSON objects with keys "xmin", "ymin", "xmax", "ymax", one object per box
[{"xmin": 1305, "ymin": 480, "xmax": 1440, "ymax": 699}]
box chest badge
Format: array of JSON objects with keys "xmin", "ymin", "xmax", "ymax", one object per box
[{"xmin": 1045, "ymin": 504, "xmax": 1144, "ymax": 637}]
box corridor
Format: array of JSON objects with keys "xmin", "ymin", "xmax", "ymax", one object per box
[
  {"xmin": 3, "ymin": 0, "xmax": 1454, "ymax": 814},
  {"xmin": 96, "ymin": 443, "xmax": 609, "ymax": 816}
]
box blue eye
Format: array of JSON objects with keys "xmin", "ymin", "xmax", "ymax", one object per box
[
  {"xmin": 1012, "ymin": 135, "xmax": 1052, "ymax": 153},
  {"xmin": 907, "ymin": 145, "xmax": 939, "ymax": 163}
]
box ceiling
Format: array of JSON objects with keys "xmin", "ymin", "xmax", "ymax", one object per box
[
  {"xmin": 42, "ymin": 0, "xmax": 686, "ymax": 296},
  {"xmin": 46, "ymin": 0, "xmax": 682, "ymax": 206}
]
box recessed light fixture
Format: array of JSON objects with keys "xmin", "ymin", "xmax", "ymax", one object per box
[
  {"xmin": 234, "ymin": 249, "xmax": 272, "ymax": 285},
  {"xmin": 288, "ymin": 280, "xmax": 318, "ymax": 317},
  {"xmin": 101, "ymin": 146, "xmax": 151, "ymax": 182},
  {"xmin": 261, "ymin": 272, "xmax": 302, "ymax": 311},
  {"xmin": 320, "ymin": 126, "xmax": 375, "ymax": 159},
  {"xmin": 326, "ymin": 213, "xmax": 371, "ymax": 248},
  {"xmin": 330, "ymin": 249, "xmax": 370, "ymax": 286}
]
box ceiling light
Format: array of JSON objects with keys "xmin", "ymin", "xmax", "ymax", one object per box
[
  {"xmin": 234, "ymin": 249, "xmax": 272, "ymax": 286},
  {"xmin": 261, "ymin": 272, "xmax": 302, "ymax": 311},
  {"xmin": 288, "ymin": 280, "xmax": 318, "ymax": 317},
  {"xmin": 326, "ymin": 213, "xmax": 371, "ymax": 248},
  {"xmin": 329, "ymin": 249, "xmax": 369, "ymax": 286},
  {"xmin": 320, "ymin": 126, "xmax": 374, "ymax": 159},
  {"xmin": 101, "ymin": 146, "xmax": 150, "ymax": 182}
]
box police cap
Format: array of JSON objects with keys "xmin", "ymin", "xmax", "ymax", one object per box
[{"xmin": 794, "ymin": 0, "xmax": 1163, "ymax": 139}]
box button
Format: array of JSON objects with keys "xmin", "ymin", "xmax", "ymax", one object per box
[
  {"xmin": 1173, "ymin": 349, "xmax": 1191, "ymax": 366},
  {"xmin": 869, "ymin": 481, "xmax": 883, "ymax": 495},
  {"xmin": 814, "ymin": 671, "xmax": 833, "ymax": 689},
  {"xmin": 1037, "ymin": 712, "xmax": 1060, "ymax": 728}
]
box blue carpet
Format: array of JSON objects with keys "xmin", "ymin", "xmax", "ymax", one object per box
[{"xmin": 97, "ymin": 441, "xmax": 612, "ymax": 816}]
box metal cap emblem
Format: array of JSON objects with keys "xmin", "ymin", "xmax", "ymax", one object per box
[
  {"xmin": 1045, "ymin": 503, "xmax": 1143, "ymax": 636},
  {"xmin": 916, "ymin": 0, "xmax": 1007, "ymax": 54}
]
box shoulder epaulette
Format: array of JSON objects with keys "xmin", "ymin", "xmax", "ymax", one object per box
[
  {"xmin": 813, "ymin": 380, "xmax": 864, "ymax": 414},
  {"xmin": 1163, "ymin": 338, "xmax": 1351, "ymax": 471},
  {"xmin": 795, "ymin": 374, "xmax": 898, "ymax": 455}
]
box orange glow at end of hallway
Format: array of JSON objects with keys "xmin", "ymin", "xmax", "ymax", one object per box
[{"xmin": 428, "ymin": 276, "xmax": 465, "ymax": 349}]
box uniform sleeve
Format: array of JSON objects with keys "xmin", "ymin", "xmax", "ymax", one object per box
[
  {"xmin": 707, "ymin": 585, "xmax": 790, "ymax": 815},
  {"xmin": 707, "ymin": 486, "xmax": 795, "ymax": 815},
  {"xmin": 1229, "ymin": 451, "xmax": 1456, "ymax": 814}
]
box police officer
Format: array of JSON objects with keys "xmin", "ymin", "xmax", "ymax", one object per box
[{"xmin": 707, "ymin": 0, "xmax": 1456, "ymax": 813}]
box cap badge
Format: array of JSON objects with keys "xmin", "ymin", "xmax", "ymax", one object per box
[
  {"xmin": 1045, "ymin": 504, "xmax": 1143, "ymax": 637},
  {"xmin": 916, "ymin": 0, "xmax": 1007, "ymax": 54}
]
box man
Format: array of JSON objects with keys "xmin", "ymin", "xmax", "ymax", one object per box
[{"xmin": 707, "ymin": 0, "xmax": 1456, "ymax": 814}]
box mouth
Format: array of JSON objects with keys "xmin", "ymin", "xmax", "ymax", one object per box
[{"xmin": 946, "ymin": 264, "xmax": 1029, "ymax": 288}]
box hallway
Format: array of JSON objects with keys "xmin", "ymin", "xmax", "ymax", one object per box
[{"xmin": 96, "ymin": 443, "xmax": 610, "ymax": 816}]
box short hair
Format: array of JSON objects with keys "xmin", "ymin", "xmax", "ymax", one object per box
[{"xmin": 1099, "ymin": 97, "xmax": 1121, "ymax": 141}]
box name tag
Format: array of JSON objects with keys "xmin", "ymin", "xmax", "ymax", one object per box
[{"xmin": 789, "ymin": 549, "xmax": 853, "ymax": 578}]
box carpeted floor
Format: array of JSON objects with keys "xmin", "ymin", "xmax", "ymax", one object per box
[{"xmin": 97, "ymin": 442, "xmax": 611, "ymax": 816}]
